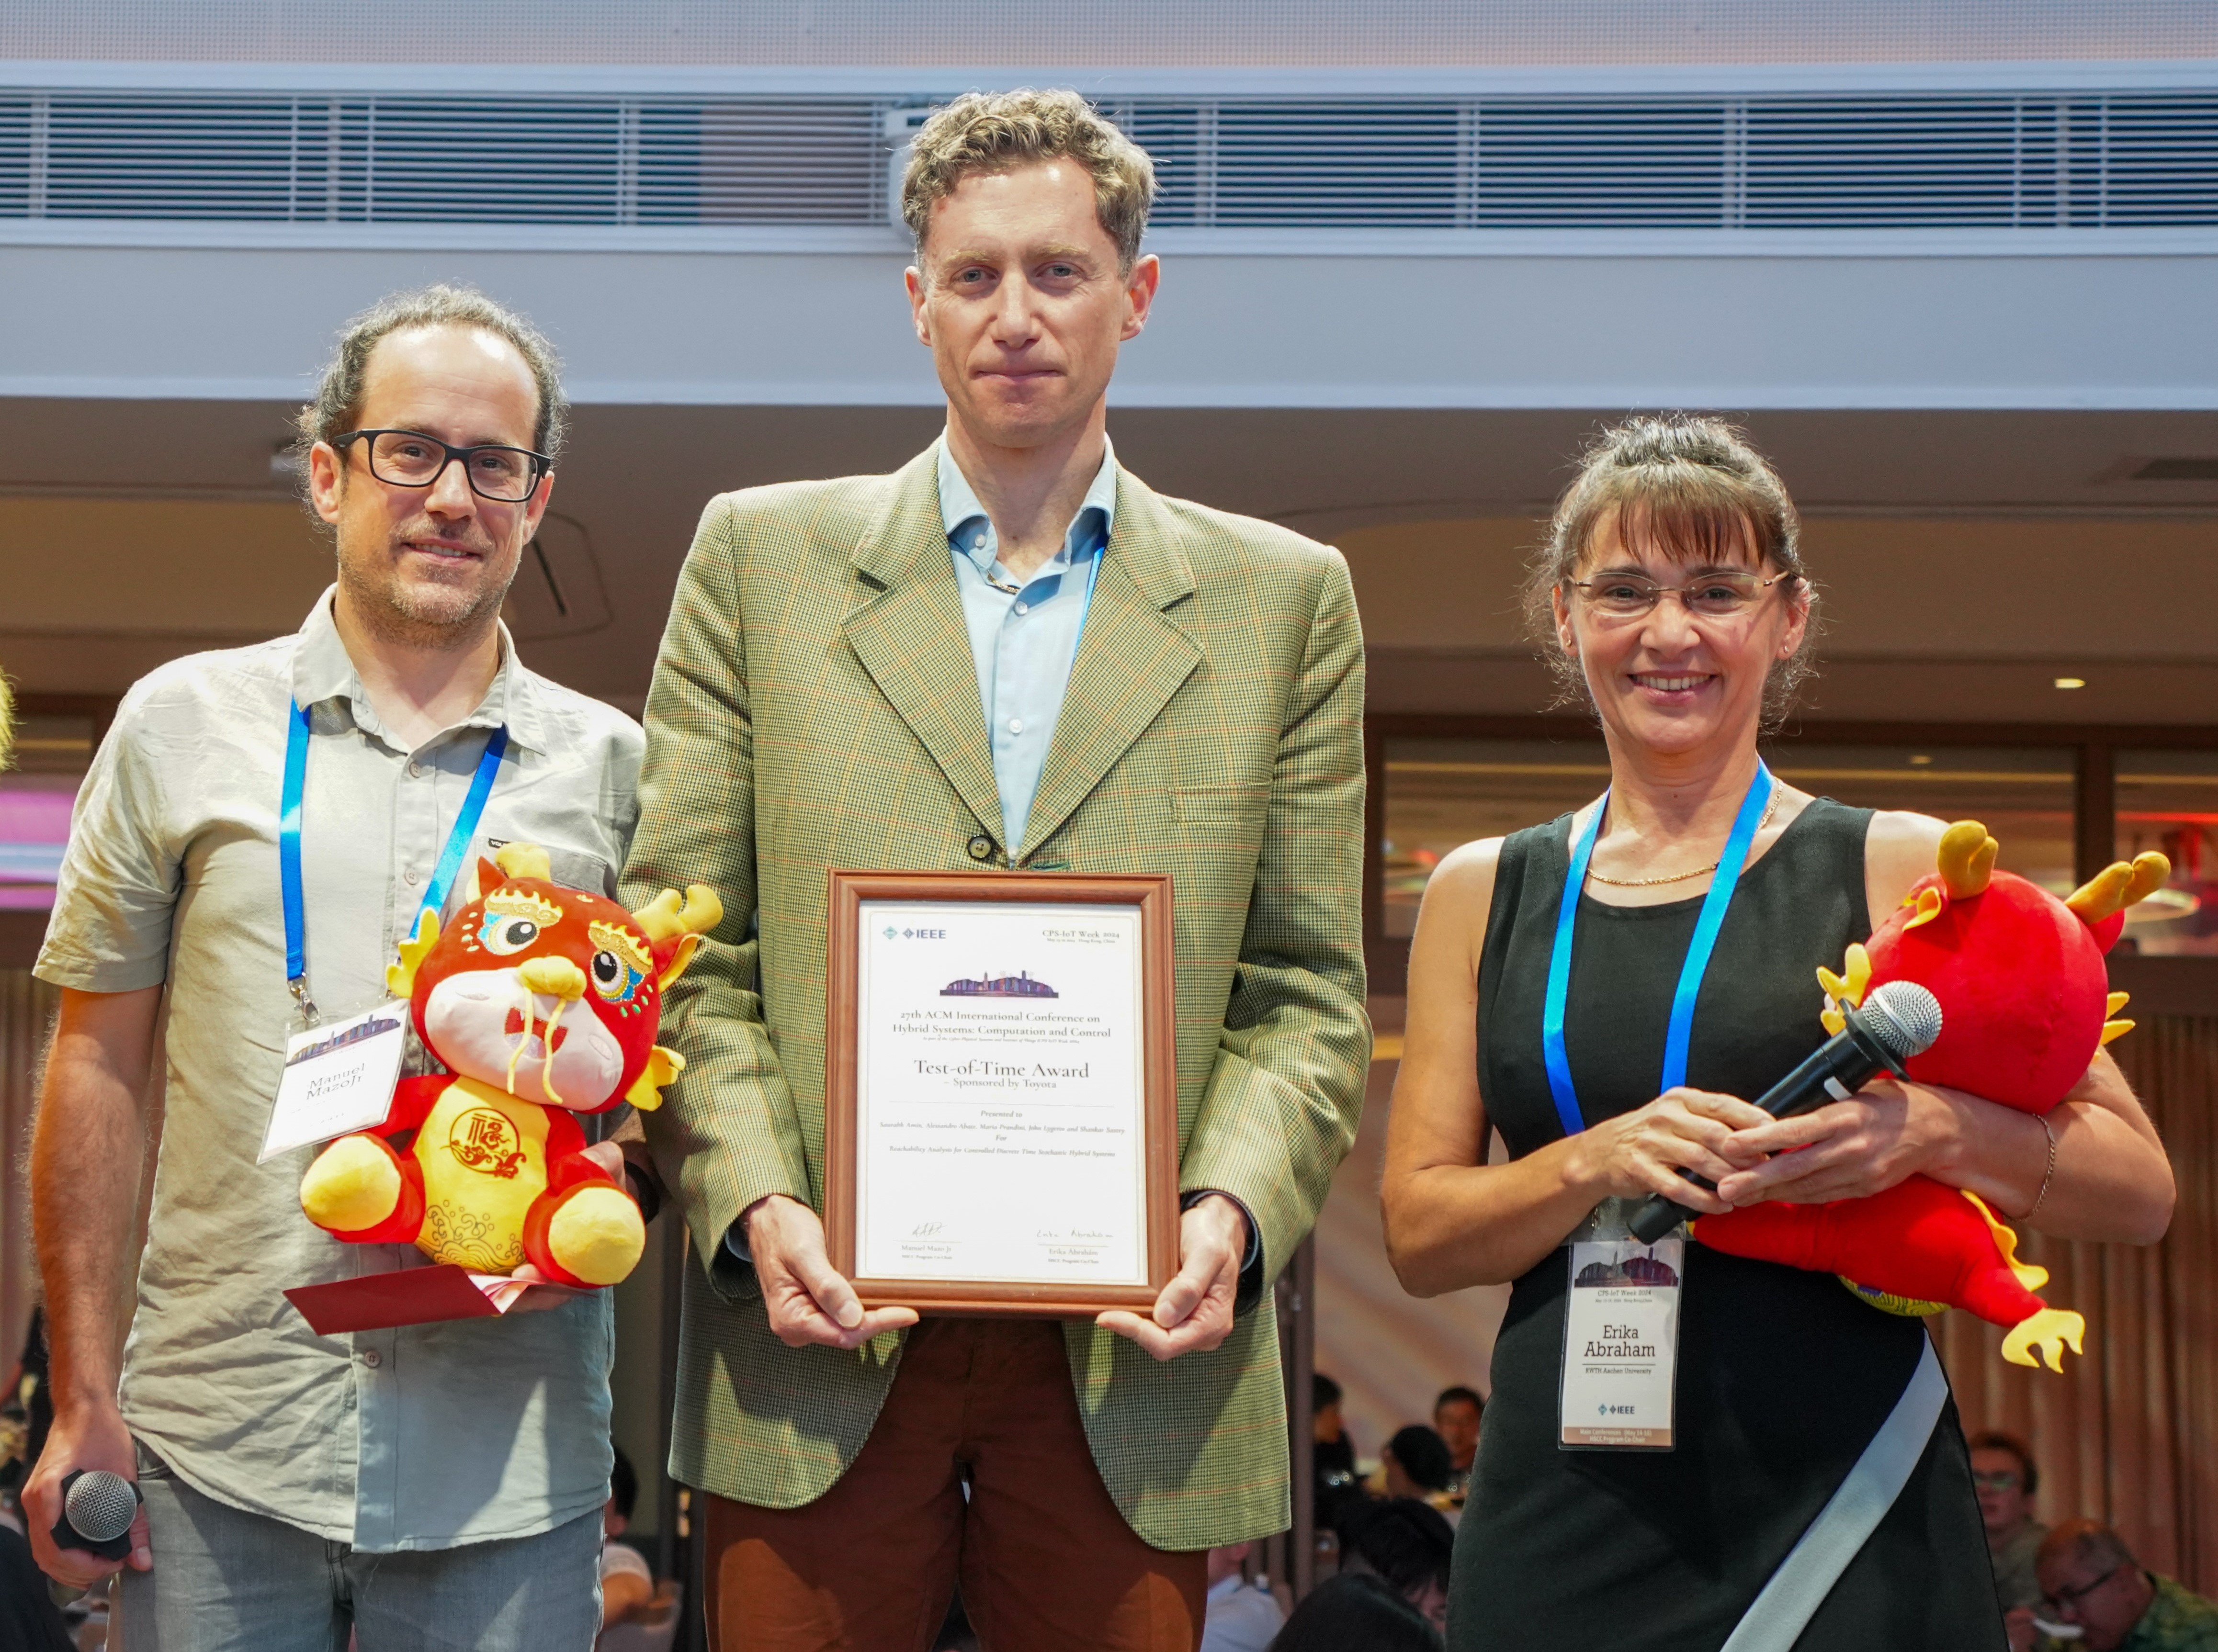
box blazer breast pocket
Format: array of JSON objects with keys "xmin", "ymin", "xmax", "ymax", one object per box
[{"xmin": 1172, "ymin": 784, "xmax": 1270, "ymax": 833}]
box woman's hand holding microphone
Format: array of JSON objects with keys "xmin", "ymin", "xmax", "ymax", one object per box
[
  {"xmin": 1572, "ymin": 1076, "xmax": 1968, "ymax": 1227},
  {"xmin": 1709, "ymin": 1078, "xmax": 1963, "ymax": 1208},
  {"xmin": 1567, "ymin": 1088, "xmax": 1779, "ymax": 1216}
]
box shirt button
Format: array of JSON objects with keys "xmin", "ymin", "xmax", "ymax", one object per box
[
  {"xmin": 1007, "ymin": 718, "xmax": 1024, "ymax": 735},
  {"xmin": 362, "ymin": 1349, "xmax": 382, "ymax": 1368},
  {"xmin": 404, "ymin": 869, "xmax": 421, "ymax": 886},
  {"xmin": 407, "ymin": 761, "xmax": 425, "ymax": 779},
  {"xmin": 1014, "ymin": 601, "xmax": 1029, "ymax": 616},
  {"xmin": 967, "ymin": 834, "xmax": 995, "ymax": 862}
]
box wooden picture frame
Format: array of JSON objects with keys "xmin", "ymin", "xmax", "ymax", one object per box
[{"xmin": 825, "ymin": 870, "xmax": 1179, "ymax": 1316}]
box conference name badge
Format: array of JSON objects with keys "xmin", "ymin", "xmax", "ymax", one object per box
[
  {"xmin": 1560, "ymin": 1199, "xmax": 1683, "ymax": 1451},
  {"xmin": 260, "ymin": 1001, "xmax": 409, "ymax": 1163}
]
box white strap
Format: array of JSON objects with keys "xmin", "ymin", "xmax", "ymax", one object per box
[{"xmin": 1720, "ymin": 1336, "xmax": 1949, "ymax": 1652}]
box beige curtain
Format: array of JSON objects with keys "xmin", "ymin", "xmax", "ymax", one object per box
[
  {"xmin": 1937, "ymin": 1015, "xmax": 2218, "ymax": 1594},
  {"xmin": 1, "ymin": 968, "xmax": 60, "ymax": 1369}
]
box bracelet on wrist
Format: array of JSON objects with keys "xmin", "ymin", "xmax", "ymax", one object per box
[{"xmin": 2027, "ymin": 1112, "xmax": 2059, "ymax": 1217}]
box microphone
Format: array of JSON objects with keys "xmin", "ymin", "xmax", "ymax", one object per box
[
  {"xmin": 1625, "ymin": 979, "xmax": 1943, "ymax": 1246},
  {"xmin": 50, "ymin": 1469, "xmax": 141, "ymax": 1562}
]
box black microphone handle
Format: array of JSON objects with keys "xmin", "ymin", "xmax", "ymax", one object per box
[{"xmin": 1624, "ymin": 1016, "xmax": 1903, "ymax": 1245}]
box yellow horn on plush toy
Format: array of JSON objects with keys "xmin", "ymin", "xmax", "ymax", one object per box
[
  {"xmin": 2127, "ymin": 852, "xmax": 2171, "ymax": 906},
  {"xmin": 386, "ymin": 908, "xmax": 441, "ymax": 999},
  {"xmin": 1936, "ymin": 820, "xmax": 1998, "ymax": 900},
  {"xmin": 633, "ymin": 885, "xmax": 724, "ymax": 943},
  {"xmin": 2067, "ymin": 851, "xmax": 2170, "ymax": 925},
  {"xmin": 493, "ymin": 843, "xmax": 553, "ymax": 883}
]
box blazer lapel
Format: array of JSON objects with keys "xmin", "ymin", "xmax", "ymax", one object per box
[
  {"xmin": 840, "ymin": 450, "xmax": 1007, "ymax": 845},
  {"xmin": 1019, "ymin": 471, "xmax": 1203, "ymax": 859}
]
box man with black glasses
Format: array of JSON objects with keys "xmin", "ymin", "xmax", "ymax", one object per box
[
  {"xmin": 25, "ymin": 285, "xmax": 643, "ymax": 1649},
  {"xmin": 2023, "ymin": 1520, "xmax": 2218, "ymax": 1652}
]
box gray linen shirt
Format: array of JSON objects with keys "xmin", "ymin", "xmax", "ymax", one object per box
[{"xmin": 35, "ymin": 590, "xmax": 643, "ymax": 1550}]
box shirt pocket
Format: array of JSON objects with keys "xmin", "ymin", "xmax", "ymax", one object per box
[
  {"xmin": 541, "ymin": 845, "xmax": 615, "ymax": 900},
  {"xmin": 460, "ymin": 837, "xmax": 614, "ymax": 907}
]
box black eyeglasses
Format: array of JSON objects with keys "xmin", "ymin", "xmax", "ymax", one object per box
[
  {"xmin": 332, "ymin": 429, "xmax": 549, "ymax": 503},
  {"xmin": 2047, "ymin": 1563, "xmax": 2133, "ymax": 1615}
]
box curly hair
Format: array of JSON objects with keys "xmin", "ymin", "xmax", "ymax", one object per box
[
  {"xmin": 293, "ymin": 283, "xmax": 567, "ymax": 479},
  {"xmin": 1522, "ymin": 414, "xmax": 1820, "ymax": 730},
  {"xmin": 900, "ymin": 89, "xmax": 1155, "ymax": 276}
]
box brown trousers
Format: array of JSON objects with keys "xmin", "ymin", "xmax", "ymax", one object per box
[{"xmin": 704, "ymin": 1318, "xmax": 1207, "ymax": 1652}]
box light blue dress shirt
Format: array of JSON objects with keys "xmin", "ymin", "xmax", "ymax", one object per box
[{"xmin": 937, "ymin": 436, "xmax": 1118, "ymax": 854}]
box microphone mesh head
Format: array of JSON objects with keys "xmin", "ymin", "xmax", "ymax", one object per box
[
  {"xmin": 1863, "ymin": 979, "xmax": 1943, "ymax": 1059},
  {"xmin": 65, "ymin": 1471, "xmax": 138, "ymax": 1544}
]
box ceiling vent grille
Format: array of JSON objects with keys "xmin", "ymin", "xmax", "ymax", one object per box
[
  {"xmin": 0, "ymin": 89, "xmax": 2212, "ymax": 231},
  {"xmin": 0, "ymin": 93, "xmax": 887, "ymax": 223}
]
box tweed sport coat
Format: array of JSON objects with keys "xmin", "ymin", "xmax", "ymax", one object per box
[{"xmin": 622, "ymin": 444, "xmax": 1369, "ymax": 1550}]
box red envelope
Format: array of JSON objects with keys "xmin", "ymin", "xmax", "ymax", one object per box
[{"xmin": 284, "ymin": 1264, "xmax": 580, "ymax": 1334}]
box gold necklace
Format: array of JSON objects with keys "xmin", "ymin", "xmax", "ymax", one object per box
[{"xmin": 1584, "ymin": 791, "xmax": 1782, "ymax": 888}]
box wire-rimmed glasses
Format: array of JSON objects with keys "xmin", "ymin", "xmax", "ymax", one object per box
[{"xmin": 1566, "ymin": 569, "xmax": 1792, "ymax": 618}]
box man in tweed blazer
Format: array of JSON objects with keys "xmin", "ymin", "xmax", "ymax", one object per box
[{"xmin": 624, "ymin": 90, "xmax": 1368, "ymax": 1652}]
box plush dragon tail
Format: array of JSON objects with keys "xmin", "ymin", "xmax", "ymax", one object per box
[
  {"xmin": 2002, "ymin": 1309, "xmax": 2086, "ymax": 1373},
  {"xmin": 1694, "ymin": 1177, "xmax": 2085, "ymax": 1371},
  {"xmin": 1958, "ymin": 1191, "xmax": 2086, "ymax": 1372}
]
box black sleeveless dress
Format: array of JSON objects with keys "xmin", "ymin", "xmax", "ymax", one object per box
[{"xmin": 1448, "ymin": 801, "xmax": 2004, "ymax": 1652}]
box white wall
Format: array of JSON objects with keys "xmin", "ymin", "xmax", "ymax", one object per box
[
  {"xmin": 4, "ymin": 0, "xmax": 2215, "ymax": 67},
  {"xmin": 4, "ymin": 231, "xmax": 2216, "ymax": 411}
]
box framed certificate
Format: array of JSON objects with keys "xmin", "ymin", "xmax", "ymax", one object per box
[{"xmin": 825, "ymin": 870, "xmax": 1179, "ymax": 1315}]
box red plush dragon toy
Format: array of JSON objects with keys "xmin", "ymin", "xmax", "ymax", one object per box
[
  {"xmin": 1695, "ymin": 821, "xmax": 2168, "ymax": 1371},
  {"xmin": 298, "ymin": 843, "xmax": 720, "ymax": 1289}
]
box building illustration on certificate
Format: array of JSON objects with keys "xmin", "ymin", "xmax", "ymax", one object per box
[{"xmin": 939, "ymin": 970, "xmax": 1060, "ymax": 1000}]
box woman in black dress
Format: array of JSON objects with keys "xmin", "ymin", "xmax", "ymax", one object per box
[{"xmin": 1381, "ymin": 417, "xmax": 2175, "ymax": 1652}]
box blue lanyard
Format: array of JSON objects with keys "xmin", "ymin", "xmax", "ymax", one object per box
[
  {"xmin": 1540, "ymin": 761, "xmax": 1774, "ymax": 1138},
  {"xmin": 281, "ymin": 700, "xmax": 508, "ymax": 1022}
]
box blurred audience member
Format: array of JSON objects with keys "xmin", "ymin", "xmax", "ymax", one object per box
[
  {"xmin": 1340, "ymin": 1497, "xmax": 1454, "ymax": 1633},
  {"xmin": 599, "ymin": 1447, "xmax": 654, "ymax": 1633},
  {"xmin": 1380, "ymin": 1426, "xmax": 1454, "ymax": 1512},
  {"xmin": 2015, "ymin": 1519, "xmax": 2218, "ymax": 1652},
  {"xmin": 1969, "ymin": 1431, "xmax": 2047, "ymax": 1613},
  {"xmin": 1431, "ymin": 1388, "xmax": 1482, "ymax": 1506},
  {"xmin": 1, "ymin": 1304, "xmax": 54, "ymax": 1510},
  {"xmin": 1, "ymin": 1519, "xmax": 72, "ymax": 1650},
  {"xmin": 1314, "ymin": 1374, "xmax": 1362, "ymax": 1530},
  {"xmin": 1201, "ymin": 1541, "xmax": 1284, "ymax": 1652},
  {"xmin": 1270, "ymin": 1572, "xmax": 1441, "ymax": 1652}
]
